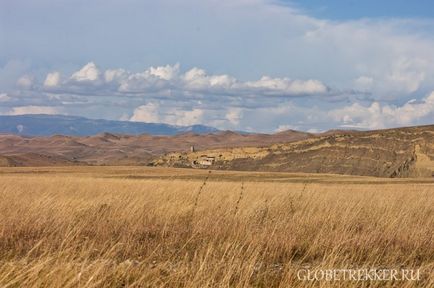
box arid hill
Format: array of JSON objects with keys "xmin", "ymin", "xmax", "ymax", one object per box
[
  {"xmin": 4, "ymin": 125, "xmax": 434, "ymax": 177},
  {"xmin": 0, "ymin": 130, "xmax": 311, "ymax": 166},
  {"xmin": 154, "ymin": 125, "xmax": 434, "ymax": 178}
]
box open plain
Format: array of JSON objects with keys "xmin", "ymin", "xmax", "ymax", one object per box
[{"xmin": 0, "ymin": 166, "xmax": 433, "ymax": 287}]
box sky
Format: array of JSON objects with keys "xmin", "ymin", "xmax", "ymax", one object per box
[{"xmin": 1, "ymin": 0, "xmax": 434, "ymax": 133}]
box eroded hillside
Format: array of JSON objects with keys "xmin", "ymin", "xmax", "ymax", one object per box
[
  {"xmin": 0, "ymin": 130, "xmax": 310, "ymax": 166},
  {"xmin": 153, "ymin": 125, "xmax": 434, "ymax": 178}
]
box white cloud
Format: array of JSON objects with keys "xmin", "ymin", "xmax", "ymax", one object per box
[
  {"xmin": 275, "ymin": 124, "xmax": 300, "ymax": 132},
  {"xmin": 130, "ymin": 102, "xmax": 204, "ymax": 126},
  {"xmin": 16, "ymin": 75, "xmax": 33, "ymax": 88},
  {"xmin": 71, "ymin": 62, "xmax": 100, "ymax": 82},
  {"xmin": 43, "ymin": 62, "xmax": 330, "ymax": 98},
  {"xmin": 182, "ymin": 67, "xmax": 236, "ymax": 90},
  {"xmin": 226, "ymin": 108, "xmax": 243, "ymax": 125},
  {"xmin": 329, "ymin": 102, "xmax": 385, "ymax": 129},
  {"xmin": 117, "ymin": 66, "xmax": 177, "ymax": 93},
  {"xmin": 165, "ymin": 108, "xmax": 204, "ymax": 126},
  {"xmin": 0, "ymin": 93, "xmax": 11, "ymax": 102},
  {"xmin": 288, "ymin": 80, "xmax": 328, "ymax": 95},
  {"xmin": 130, "ymin": 103, "xmax": 160, "ymax": 123},
  {"xmin": 104, "ymin": 69, "xmax": 126, "ymax": 82},
  {"xmin": 351, "ymin": 57, "xmax": 431, "ymax": 97},
  {"xmin": 0, "ymin": 60, "xmax": 31, "ymax": 90},
  {"xmin": 384, "ymin": 57, "xmax": 427, "ymax": 94},
  {"xmin": 4, "ymin": 1, "xmax": 434, "ymax": 132},
  {"xmin": 149, "ymin": 63, "xmax": 180, "ymax": 81},
  {"xmin": 7, "ymin": 60, "xmax": 434, "ymax": 133},
  {"xmin": 329, "ymin": 91, "xmax": 434, "ymax": 129},
  {"xmin": 300, "ymin": 17, "xmax": 434, "ymax": 99},
  {"xmin": 354, "ymin": 76, "xmax": 374, "ymax": 91},
  {"xmin": 6, "ymin": 106, "xmax": 60, "ymax": 115},
  {"xmin": 244, "ymin": 77, "xmax": 328, "ymax": 95},
  {"xmin": 180, "ymin": 68, "xmax": 328, "ymax": 96},
  {"xmin": 44, "ymin": 71, "xmax": 61, "ymax": 87}
]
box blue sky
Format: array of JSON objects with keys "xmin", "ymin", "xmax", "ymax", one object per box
[
  {"xmin": 1, "ymin": 0, "xmax": 434, "ymax": 132},
  {"xmin": 286, "ymin": 0, "xmax": 434, "ymax": 20}
]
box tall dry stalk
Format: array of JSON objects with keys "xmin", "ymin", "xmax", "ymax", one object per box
[
  {"xmin": 188, "ymin": 170, "xmax": 212, "ymax": 227},
  {"xmin": 233, "ymin": 181, "xmax": 244, "ymax": 216}
]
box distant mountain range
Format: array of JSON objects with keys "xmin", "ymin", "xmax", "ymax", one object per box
[
  {"xmin": 0, "ymin": 114, "xmax": 218, "ymax": 136},
  {"xmin": 1, "ymin": 115, "xmax": 433, "ymax": 178}
]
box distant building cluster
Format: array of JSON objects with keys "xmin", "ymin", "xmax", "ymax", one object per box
[{"xmin": 196, "ymin": 156, "xmax": 215, "ymax": 167}]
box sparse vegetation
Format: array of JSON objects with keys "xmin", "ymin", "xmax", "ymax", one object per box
[
  {"xmin": 0, "ymin": 167, "xmax": 433, "ymax": 287},
  {"xmin": 156, "ymin": 126, "xmax": 434, "ymax": 178}
]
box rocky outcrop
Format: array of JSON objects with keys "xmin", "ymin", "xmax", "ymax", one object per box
[{"xmin": 154, "ymin": 125, "xmax": 434, "ymax": 178}]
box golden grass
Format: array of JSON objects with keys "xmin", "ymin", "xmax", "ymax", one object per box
[{"xmin": 0, "ymin": 167, "xmax": 433, "ymax": 287}]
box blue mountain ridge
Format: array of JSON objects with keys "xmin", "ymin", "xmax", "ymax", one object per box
[{"xmin": 0, "ymin": 114, "xmax": 219, "ymax": 136}]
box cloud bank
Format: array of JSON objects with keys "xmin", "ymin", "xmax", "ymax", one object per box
[
  {"xmin": 330, "ymin": 92, "xmax": 434, "ymax": 129},
  {"xmin": 42, "ymin": 62, "xmax": 329, "ymax": 98},
  {"xmin": 4, "ymin": 106, "xmax": 61, "ymax": 116},
  {"xmin": 2, "ymin": 0, "xmax": 434, "ymax": 132},
  {"xmin": 2, "ymin": 60, "xmax": 434, "ymax": 132}
]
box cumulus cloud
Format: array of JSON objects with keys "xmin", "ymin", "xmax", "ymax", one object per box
[
  {"xmin": 16, "ymin": 75, "xmax": 34, "ymax": 89},
  {"xmin": 41, "ymin": 62, "xmax": 330, "ymax": 98},
  {"xmin": 70, "ymin": 62, "xmax": 100, "ymax": 82},
  {"xmin": 225, "ymin": 108, "xmax": 243, "ymax": 126},
  {"xmin": 12, "ymin": 61, "xmax": 434, "ymax": 132},
  {"xmin": 166, "ymin": 108, "xmax": 204, "ymax": 126},
  {"xmin": 5, "ymin": 1, "xmax": 434, "ymax": 132},
  {"xmin": 182, "ymin": 67, "xmax": 236, "ymax": 91},
  {"xmin": 44, "ymin": 72, "xmax": 61, "ymax": 87},
  {"xmin": 5, "ymin": 106, "xmax": 60, "ymax": 115},
  {"xmin": 149, "ymin": 63, "xmax": 180, "ymax": 81},
  {"xmin": 302, "ymin": 18, "xmax": 434, "ymax": 98},
  {"xmin": 130, "ymin": 102, "xmax": 204, "ymax": 126},
  {"xmin": 130, "ymin": 103, "xmax": 160, "ymax": 123},
  {"xmin": 104, "ymin": 69, "xmax": 126, "ymax": 83},
  {"xmin": 354, "ymin": 76, "xmax": 374, "ymax": 91},
  {"xmin": 4, "ymin": 0, "xmax": 434, "ymax": 97},
  {"xmin": 0, "ymin": 93, "xmax": 11, "ymax": 102},
  {"xmin": 383, "ymin": 57, "xmax": 427, "ymax": 94},
  {"xmin": 329, "ymin": 91, "xmax": 434, "ymax": 129},
  {"xmin": 117, "ymin": 67, "xmax": 174, "ymax": 93},
  {"xmin": 244, "ymin": 77, "xmax": 328, "ymax": 95}
]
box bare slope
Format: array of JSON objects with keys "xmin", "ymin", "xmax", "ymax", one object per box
[
  {"xmin": 154, "ymin": 125, "xmax": 434, "ymax": 178},
  {"xmin": 0, "ymin": 130, "xmax": 311, "ymax": 166}
]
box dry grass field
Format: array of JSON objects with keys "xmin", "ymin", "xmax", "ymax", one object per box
[{"xmin": 0, "ymin": 166, "xmax": 433, "ymax": 287}]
